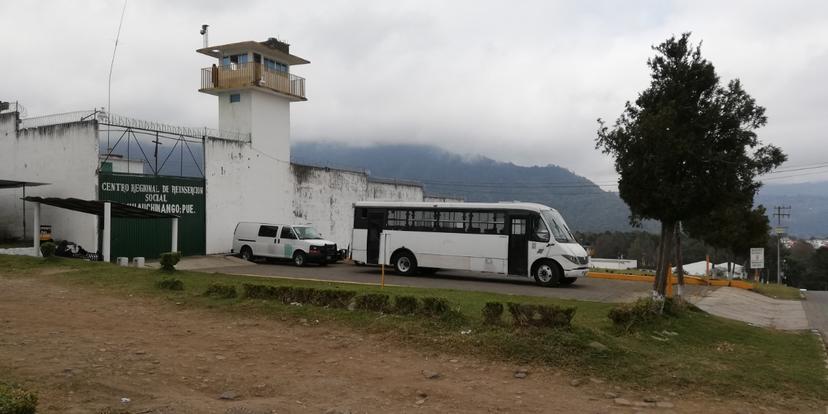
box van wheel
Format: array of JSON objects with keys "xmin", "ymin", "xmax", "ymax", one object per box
[
  {"xmin": 240, "ymin": 246, "xmax": 254, "ymax": 262},
  {"xmin": 533, "ymin": 261, "xmax": 561, "ymax": 287},
  {"xmin": 293, "ymin": 251, "xmax": 307, "ymax": 267},
  {"xmin": 393, "ymin": 251, "xmax": 417, "ymax": 276}
]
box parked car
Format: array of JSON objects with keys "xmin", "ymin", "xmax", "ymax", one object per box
[{"xmin": 232, "ymin": 222, "xmax": 338, "ymax": 266}]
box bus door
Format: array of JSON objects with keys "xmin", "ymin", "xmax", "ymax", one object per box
[
  {"xmin": 507, "ymin": 215, "xmax": 530, "ymax": 276},
  {"xmin": 366, "ymin": 210, "xmax": 385, "ymax": 264}
]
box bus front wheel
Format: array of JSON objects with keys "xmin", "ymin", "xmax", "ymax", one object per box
[
  {"xmin": 393, "ymin": 251, "xmax": 418, "ymax": 276},
  {"xmin": 533, "ymin": 261, "xmax": 562, "ymax": 287}
]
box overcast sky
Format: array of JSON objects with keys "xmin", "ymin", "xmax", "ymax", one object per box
[{"xmin": 2, "ymin": 0, "xmax": 827, "ymax": 186}]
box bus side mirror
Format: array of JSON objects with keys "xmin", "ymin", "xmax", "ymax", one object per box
[{"xmin": 535, "ymin": 231, "xmax": 550, "ymax": 243}]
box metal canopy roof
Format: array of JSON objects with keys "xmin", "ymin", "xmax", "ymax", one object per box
[
  {"xmin": 197, "ymin": 40, "xmax": 310, "ymax": 65},
  {"xmin": 0, "ymin": 180, "xmax": 49, "ymax": 189},
  {"xmin": 22, "ymin": 197, "xmax": 178, "ymax": 219}
]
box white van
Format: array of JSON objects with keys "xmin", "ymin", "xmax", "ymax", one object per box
[{"xmin": 232, "ymin": 222, "xmax": 338, "ymax": 266}]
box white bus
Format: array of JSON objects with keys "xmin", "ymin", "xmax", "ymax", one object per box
[{"xmin": 350, "ymin": 202, "xmax": 589, "ymax": 287}]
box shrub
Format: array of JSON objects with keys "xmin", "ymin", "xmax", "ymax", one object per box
[
  {"xmin": 39, "ymin": 241, "xmax": 56, "ymax": 258},
  {"xmin": 203, "ymin": 283, "xmax": 237, "ymax": 299},
  {"xmin": 290, "ymin": 287, "xmax": 319, "ymax": 304},
  {"xmin": 242, "ymin": 283, "xmax": 272, "ymax": 299},
  {"xmin": 273, "ymin": 286, "xmax": 294, "ymax": 303},
  {"xmin": 155, "ymin": 277, "xmax": 184, "ymax": 291},
  {"xmin": 393, "ymin": 295, "xmax": 419, "ymax": 315},
  {"xmin": 607, "ymin": 297, "xmax": 683, "ymax": 330},
  {"xmin": 0, "ymin": 383, "xmax": 38, "ymax": 414},
  {"xmin": 482, "ymin": 302, "xmax": 504, "ymax": 325},
  {"xmin": 420, "ymin": 297, "xmax": 451, "ymax": 317},
  {"xmin": 159, "ymin": 251, "xmax": 182, "ymax": 271},
  {"xmin": 355, "ymin": 293, "xmax": 390, "ymax": 312},
  {"xmin": 507, "ymin": 303, "xmax": 575, "ymax": 329},
  {"xmin": 312, "ymin": 289, "xmax": 357, "ymax": 308}
]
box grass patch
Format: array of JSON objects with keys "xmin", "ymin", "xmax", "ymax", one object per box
[
  {"xmin": 0, "ymin": 382, "xmax": 37, "ymax": 414},
  {"xmin": 752, "ymin": 283, "xmax": 803, "ymax": 301},
  {"xmin": 0, "ymin": 254, "xmax": 826, "ymax": 406}
]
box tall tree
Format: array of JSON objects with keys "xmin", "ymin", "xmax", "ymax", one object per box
[{"xmin": 596, "ymin": 33, "xmax": 785, "ymax": 298}]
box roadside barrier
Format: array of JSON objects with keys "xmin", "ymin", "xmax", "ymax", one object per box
[{"xmin": 587, "ymin": 271, "xmax": 755, "ymax": 290}]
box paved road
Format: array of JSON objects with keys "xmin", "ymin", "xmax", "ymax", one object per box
[
  {"xmin": 192, "ymin": 256, "xmax": 709, "ymax": 303},
  {"xmin": 692, "ymin": 287, "xmax": 809, "ymax": 330},
  {"xmin": 804, "ymin": 291, "xmax": 828, "ymax": 343}
]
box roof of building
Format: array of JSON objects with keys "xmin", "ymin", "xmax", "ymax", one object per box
[
  {"xmin": 197, "ymin": 39, "xmax": 310, "ymax": 65},
  {"xmin": 22, "ymin": 197, "xmax": 178, "ymax": 219},
  {"xmin": 0, "ymin": 179, "xmax": 49, "ymax": 189}
]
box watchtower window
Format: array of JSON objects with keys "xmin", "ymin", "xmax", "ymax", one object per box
[
  {"xmin": 264, "ymin": 58, "xmax": 288, "ymax": 73},
  {"xmin": 221, "ymin": 54, "xmax": 249, "ymax": 66}
]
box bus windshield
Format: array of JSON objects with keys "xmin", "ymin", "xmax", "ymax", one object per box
[
  {"xmin": 541, "ymin": 210, "xmax": 575, "ymax": 243},
  {"xmin": 294, "ymin": 226, "xmax": 323, "ymax": 240}
]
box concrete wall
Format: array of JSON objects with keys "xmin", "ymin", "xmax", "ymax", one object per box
[
  {"xmin": 589, "ymin": 258, "xmax": 638, "ymax": 270},
  {"xmin": 290, "ymin": 164, "xmax": 425, "ymax": 249},
  {"xmin": 0, "ymin": 112, "xmax": 99, "ymax": 248},
  {"xmin": 203, "ymin": 137, "xmax": 293, "ymax": 254},
  {"xmin": 207, "ymin": 88, "xmax": 294, "ymax": 254},
  {"xmin": 424, "ymin": 195, "xmax": 465, "ymax": 203}
]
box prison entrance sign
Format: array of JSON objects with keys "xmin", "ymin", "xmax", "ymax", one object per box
[{"xmin": 99, "ymin": 172, "xmax": 205, "ymax": 258}]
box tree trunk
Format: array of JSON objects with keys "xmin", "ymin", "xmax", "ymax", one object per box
[
  {"xmin": 674, "ymin": 221, "xmax": 685, "ymax": 299},
  {"xmin": 653, "ymin": 220, "xmax": 676, "ymax": 298}
]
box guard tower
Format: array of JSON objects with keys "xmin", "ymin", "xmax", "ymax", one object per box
[{"xmin": 197, "ymin": 37, "xmax": 309, "ymax": 162}]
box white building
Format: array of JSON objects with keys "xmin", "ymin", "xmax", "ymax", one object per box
[{"xmin": 0, "ymin": 36, "xmax": 459, "ymax": 258}]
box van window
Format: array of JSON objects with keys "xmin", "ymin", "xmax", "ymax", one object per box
[
  {"xmin": 258, "ymin": 225, "xmax": 278, "ymax": 237},
  {"xmin": 280, "ymin": 226, "xmax": 296, "ymax": 239}
]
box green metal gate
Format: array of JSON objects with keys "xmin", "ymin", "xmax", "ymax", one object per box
[{"xmin": 99, "ymin": 172, "xmax": 206, "ymax": 259}]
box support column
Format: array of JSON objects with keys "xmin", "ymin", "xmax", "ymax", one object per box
[
  {"xmin": 32, "ymin": 202, "xmax": 40, "ymax": 257},
  {"xmin": 171, "ymin": 217, "xmax": 179, "ymax": 253},
  {"xmin": 103, "ymin": 202, "xmax": 111, "ymax": 262}
]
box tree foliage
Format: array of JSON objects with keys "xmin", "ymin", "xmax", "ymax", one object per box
[
  {"xmin": 595, "ymin": 33, "xmax": 785, "ymax": 296},
  {"xmin": 684, "ymin": 204, "xmax": 771, "ymax": 260}
]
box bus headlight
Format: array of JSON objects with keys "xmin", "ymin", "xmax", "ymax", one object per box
[{"xmin": 562, "ymin": 255, "xmax": 587, "ymax": 265}]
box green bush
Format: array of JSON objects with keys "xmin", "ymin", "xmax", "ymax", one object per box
[
  {"xmin": 393, "ymin": 295, "xmax": 419, "ymax": 315},
  {"xmin": 608, "ymin": 297, "xmax": 688, "ymax": 330},
  {"xmin": 290, "ymin": 287, "xmax": 319, "ymax": 304},
  {"xmin": 159, "ymin": 251, "xmax": 182, "ymax": 271},
  {"xmin": 242, "ymin": 283, "xmax": 272, "ymax": 299},
  {"xmin": 355, "ymin": 293, "xmax": 390, "ymax": 312},
  {"xmin": 203, "ymin": 283, "xmax": 237, "ymax": 299},
  {"xmin": 312, "ymin": 289, "xmax": 357, "ymax": 308},
  {"xmin": 155, "ymin": 277, "xmax": 184, "ymax": 291},
  {"xmin": 482, "ymin": 302, "xmax": 504, "ymax": 325},
  {"xmin": 39, "ymin": 241, "xmax": 56, "ymax": 258},
  {"xmin": 420, "ymin": 297, "xmax": 451, "ymax": 317},
  {"xmin": 507, "ymin": 303, "xmax": 575, "ymax": 328},
  {"xmin": 0, "ymin": 383, "xmax": 37, "ymax": 414}
]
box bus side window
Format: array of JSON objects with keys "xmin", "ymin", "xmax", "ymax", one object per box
[
  {"xmin": 511, "ymin": 218, "xmax": 527, "ymax": 235},
  {"xmin": 494, "ymin": 212, "xmax": 506, "ymax": 234}
]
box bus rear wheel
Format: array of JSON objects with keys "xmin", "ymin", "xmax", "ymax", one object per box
[
  {"xmin": 393, "ymin": 251, "xmax": 418, "ymax": 276},
  {"xmin": 533, "ymin": 261, "xmax": 562, "ymax": 287}
]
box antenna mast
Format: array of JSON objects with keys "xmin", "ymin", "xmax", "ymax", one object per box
[
  {"xmin": 107, "ymin": 0, "xmax": 128, "ymax": 151},
  {"xmin": 200, "ymin": 24, "xmax": 209, "ymax": 48}
]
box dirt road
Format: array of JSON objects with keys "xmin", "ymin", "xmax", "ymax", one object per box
[{"xmin": 0, "ymin": 273, "xmax": 804, "ymax": 413}]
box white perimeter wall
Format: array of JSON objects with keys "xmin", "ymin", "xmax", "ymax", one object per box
[
  {"xmin": 204, "ymin": 138, "xmax": 293, "ymax": 254},
  {"xmin": 291, "ymin": 166, "xmax": 425, "ymax": 250},
  {"xmin": 0, "ymin": 113, "xmax": 99, "ymax": 248}
]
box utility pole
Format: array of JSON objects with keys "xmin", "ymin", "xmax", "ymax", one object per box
[{"xmin": 772, "ymin": 206, "xmax": 791, "ymax": 284}]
